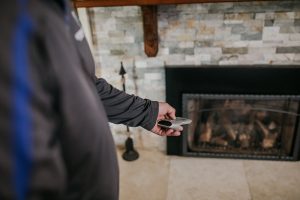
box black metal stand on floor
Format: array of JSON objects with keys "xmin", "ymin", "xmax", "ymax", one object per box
[
  {"xmin": 122, "ymin": 136, "xmax": 139, "ymax": 161},
  {"xmin": 119, "ymin": 62, "xmax": 139, "ymax": 161}
]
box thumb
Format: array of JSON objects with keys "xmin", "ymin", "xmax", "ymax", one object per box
[{"xmin": 167, "ymin": 105, "xmax": 176, "ymax": 119}]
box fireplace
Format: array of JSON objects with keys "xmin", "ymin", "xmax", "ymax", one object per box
[{"xmin": 166, "ymin": 66, "xmax": 300, "ymax": 160}]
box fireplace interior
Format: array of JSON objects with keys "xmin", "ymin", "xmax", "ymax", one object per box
[{"xmin": 166, "ymin": 66, "xmax": 300, "ymax": 160}]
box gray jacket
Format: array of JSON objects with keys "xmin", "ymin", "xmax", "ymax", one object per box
[{"xmin": 0, "ymin": 0, "xmax": 158, "ymax": 199}]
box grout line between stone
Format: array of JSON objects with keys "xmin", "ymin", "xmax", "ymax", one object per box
[{"xmin": 242, "ymin": 160, "xmax": 254, "ymax": 200}]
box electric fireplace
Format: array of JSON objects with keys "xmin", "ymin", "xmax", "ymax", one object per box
[{"xmin": 166, "ymin": 66, "xmax": 300, "ymax": 160}]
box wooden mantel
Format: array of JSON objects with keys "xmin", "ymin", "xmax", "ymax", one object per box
[
  {"xmin": 73, "ymin": 0, "xmax": 280, "ymax": 57},
  {"xmin": 74, "ymin": 0, "xmax": 278, "ymax": 7}
]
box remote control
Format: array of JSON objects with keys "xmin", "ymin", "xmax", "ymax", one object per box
[{"xmin": 157, "ymin": 117, "xmax": 192, "ymax": 131}]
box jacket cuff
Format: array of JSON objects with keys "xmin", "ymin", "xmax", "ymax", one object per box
[{"xmin": 142, "ymin": 101, "xmax": 159, "ymax": 131}]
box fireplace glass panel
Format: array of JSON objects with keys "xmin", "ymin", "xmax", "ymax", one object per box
[{"xmin": 183, "ymin": 94, "xmax": 300, "ymax": 159}]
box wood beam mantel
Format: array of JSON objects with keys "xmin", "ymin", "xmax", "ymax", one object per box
[
  {"xmin": 74, "ymin": 0, "xmax": 279, "ymax": 8},
  {"xmin": 141, "ymin": 6, "xmax": 158, "ymax": 57}
]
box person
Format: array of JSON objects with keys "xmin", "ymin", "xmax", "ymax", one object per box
[{"xmin": 0, "ymin": 0, "xmax": 182, "ymax": 199}]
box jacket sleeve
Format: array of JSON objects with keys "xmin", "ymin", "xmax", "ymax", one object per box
[{"xmin": 95, "ymin": 77, "xmax": 159, "ymax": 131}]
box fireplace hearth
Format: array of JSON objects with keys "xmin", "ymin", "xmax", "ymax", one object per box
[{"xmin": 166, "ymin": 66, "xmax": 300, "ymax": 160}]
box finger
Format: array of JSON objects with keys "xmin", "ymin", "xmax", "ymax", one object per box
[
  {"xmin": 165, "ymin": 128, "xmax": 175, "ymax": 135},
  {"xmin": 166, "ymin": 104, "xmax": 176, "ymax": 119},
  {"xmin": 177, "ymin": 126, "xmax": 183, "ymax": 131},
  {"xmin": 168, "ymin": 109, "xmax": 176, "ymax": 119},
  {"xmin": 158, "ymin": 128, "xmax": 165, "ymax": 136},
  {"xmin": 156, "ymin": 126, "xmax": 169, "ymax": 136},
  {"xmin": 164, "ymin": 130, "xmax": 181, "ymax": 136},
  {"xmin": 171, "ymin": 131, "xmax": 181, "ymax": 136}
]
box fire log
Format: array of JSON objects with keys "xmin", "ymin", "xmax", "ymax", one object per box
[
  {"xmin": 255, "ymin": 111, "xmax": 268, "ymax": 121},
  {"xmin": 238, "ymin": 133, "xmax": 251, "ymax": 148},
  {"xmin": 262, "ymin": 134, "xmax": 278, "ymax": 149},
  {"xmin": 224, "ymin": 123, "xmax": 237, "ymax": 141},
  {"xmin": 200, "ymin": 122, "xmax": 212, "ymax": 143},
  {"xmin": 256, "ymin": 120, "xmax": 279, "ymax": 149},
  {"xmin": 255, "ymin": 120, "xmax": 269, "ymax": 137},
  {"xmin": 211, "ymin": 136, "xmax": 228, "ymax": 147}
]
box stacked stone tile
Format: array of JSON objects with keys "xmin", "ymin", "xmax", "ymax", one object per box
[{"xmin": 88, "ymin": 1, "xmax": 300, "ymax": 151}]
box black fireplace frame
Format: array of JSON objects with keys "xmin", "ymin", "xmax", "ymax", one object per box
[{"xmin": 165, "ymin": 66, "xmax": 300, "ymax": 161}]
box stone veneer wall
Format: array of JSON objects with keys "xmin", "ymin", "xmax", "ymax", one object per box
[{"xmin": 88, "ymin": 1, "xmax": 300, "ymax": 151}]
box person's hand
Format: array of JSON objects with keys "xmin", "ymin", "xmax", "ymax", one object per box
[{"xmin": 151, "ymin": 102, "xmax": 183, "ymax": 136}]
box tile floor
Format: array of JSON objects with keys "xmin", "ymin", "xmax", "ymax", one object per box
[{"xmin": 117, "ymin": 148, "xmax": 300, "ymax": 200}]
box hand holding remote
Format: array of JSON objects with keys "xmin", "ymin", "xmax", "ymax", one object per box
[
  {"xmin": 151, "ymin": 102, "xmax": 183, "ymax": 136},
  {"xmin": 157, "ymin": 117, "xmax": 192, "ymax": 131}
]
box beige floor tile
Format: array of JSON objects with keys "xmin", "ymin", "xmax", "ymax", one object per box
[
  {"xmin": 167, "ymin": 157, "xmax": 251, "ymax": 200},
  {"xmin": 243, "ymin": 160, "xmax": 300, "ymax": 200},
  {"xmin": 117, "ymin": 148, "xmax": 170, "ymax": 200}
]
